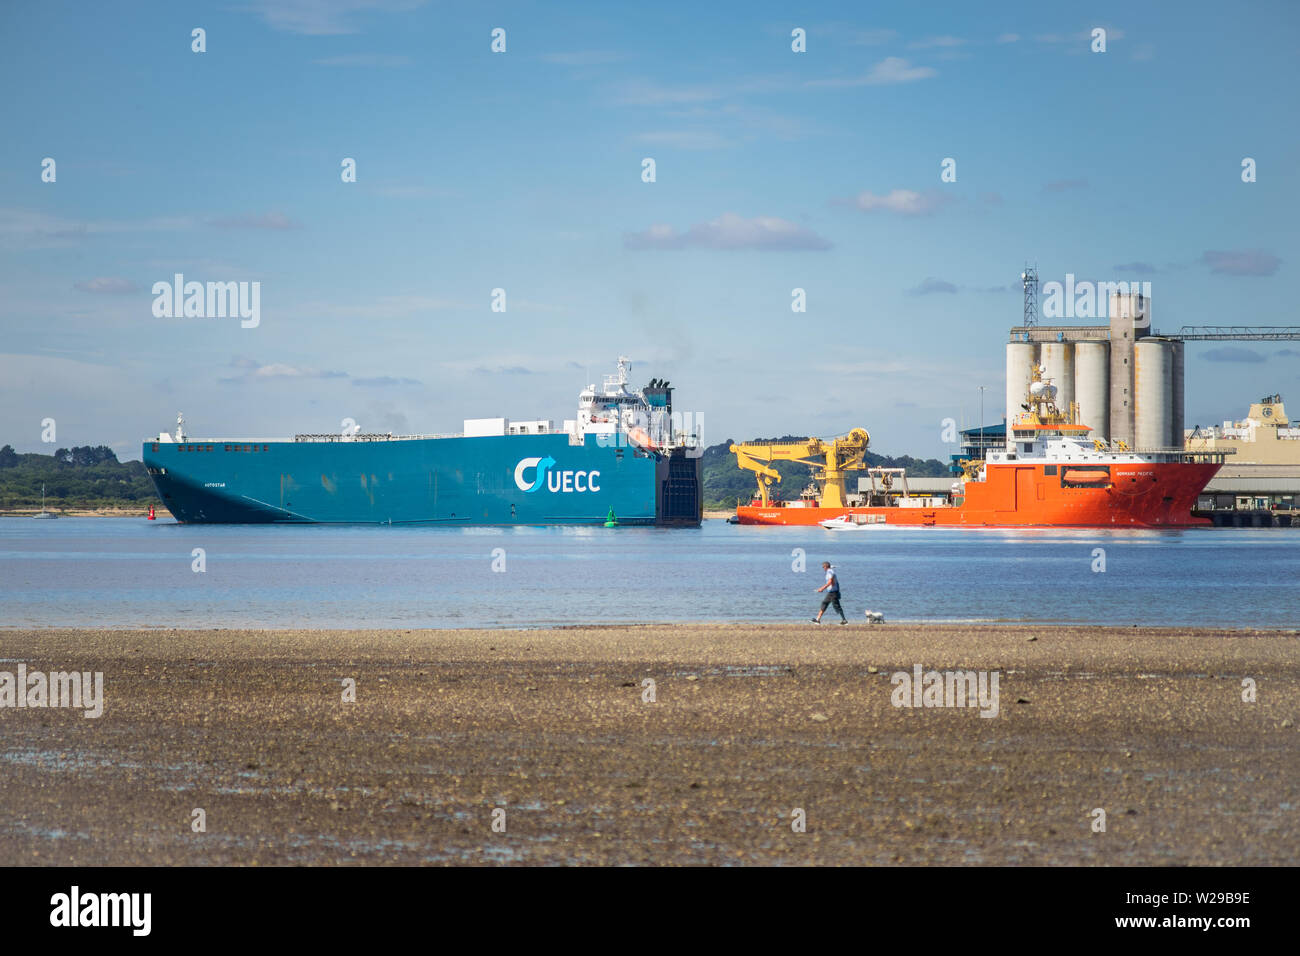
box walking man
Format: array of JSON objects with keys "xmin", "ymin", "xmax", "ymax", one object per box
[{"xmin": 813, "ymin": 561, "xmax": 848, "ymax": 625}]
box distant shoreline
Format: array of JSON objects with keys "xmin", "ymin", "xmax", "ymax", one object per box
[{"xmin": 1, "ymin": 509, "xmax": 150, "ymax": 517}]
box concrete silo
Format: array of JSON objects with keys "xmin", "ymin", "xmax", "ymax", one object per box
[
  {"xmin": 1073, "ymin": 341, "xmax": 1110, "ymax": 441},
  {"xmin": 1005, "ymin": 342, "xmax": 1037, "ymax": 428},
  {"xmin": 1107, "ymin": 293, "xmax": 1144, "ymax": 447},
  {"xmin": 1008, "ymin": 284, "xmax": 1192, "ymax": 452},
  {"xmin": 1039, "ymin": 342, "xmax": 1075, "ymax": 414},
  {"xmin": 1134, "ymin": 339, "xmax": 1174, "ymax": 449},
  {"xmin": 1170, "ymin": 340, "xmax": 1185, "ymax": 447}
]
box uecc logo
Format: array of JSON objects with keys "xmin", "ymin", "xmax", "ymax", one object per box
[{"xmin": 513, "ymin": 457, "xmax": 600, "ymax": 493}]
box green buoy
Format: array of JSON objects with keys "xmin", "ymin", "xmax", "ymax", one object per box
[{"xmin": 604, "ymin": 507, "xmax": 618, "ymax": 527}]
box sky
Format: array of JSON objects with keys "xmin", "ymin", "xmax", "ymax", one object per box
[{"xmin": 2, "ymin": 0, "xmax": 1298, "ymax": 461}]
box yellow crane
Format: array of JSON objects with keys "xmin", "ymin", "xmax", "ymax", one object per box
[{"xmin": 729, "ymin": 429, "xmax": 870, "ymax": 508}]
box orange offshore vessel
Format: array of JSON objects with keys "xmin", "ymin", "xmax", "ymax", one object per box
[{"xmin": 731, "ymin": 368, "xmax": 1228, "ymax": 528}]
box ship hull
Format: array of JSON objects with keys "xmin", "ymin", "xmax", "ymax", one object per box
[
  {"xmin": 143, "ymin": 435, "xmax": 702, "ymax": 526},
  {"xmin": 737, "ymin": 460, "xmax": 1220, "ymax": 528}
]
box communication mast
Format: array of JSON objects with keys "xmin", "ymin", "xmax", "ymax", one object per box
[{"xmin": 1021, "ymin": 264, "xmax": 1039, "ymax": 328}]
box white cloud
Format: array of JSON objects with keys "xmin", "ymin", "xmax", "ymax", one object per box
[
  {"xmin": 0, "ymin": 208, "xmax": 194, "ymax": 249},
  {"xmin": 372, "ymin": 184, "xmax": 456, "ymax": 199},
  {"xmin": 352, "ymin": 376, "xmax": 422, "ymax": 386},
  {"xmin": 841, "ymin": 189, "xmax": 949, "ymax": 216},
  {"xmin": 908, "ymin": 36, "xmax": 966, "ymax": 50},
  {"xmin": 1201, "ymin": 250, "xmax": 1281, "ymax": 277},
  {"xmin": 513, "ymin": 300, "xmax": 571, "ymax": 314},
  {"xmin": 624, "ymin": 212, "xmax": 832, "ymax": 251},
  {"xmin": 221, "ymin": 357, "xmax": 348, "ymax": 383},
  {"xmin": 74, "ymin": 277, "xmax": 138, "ymax": 294},
  {"xmin": 616, "ymin": 80, "xmax": 727, "ymax": 106},
  {"xmin": 208, "ymin": 211, "xmax": 299, "ymax": 230},
  {"xmin": 806, "ymin": 57, "xmax": 938, "ymax": 88},
  {"xmin": 1035, "ymin": 27, "xmax": 1126, "ymax": 47},
  {"xmin": 289, "ymin": 295, "xmax": 466, "ymax": 321},
  {"xmin": 312, "ymin": 53, "xmax": 412, "ymax": 67},
  {"xmin": 614, "ymin": 76, "xmax": 784, "ymax": 106},
  {"xmin": 908, "ymin": 277, "xmax": 959, "ymax": 295},
  {"xmin": 635, "ymin": 130, "xmax": 731, "ymax": 150},
  {"xmin": 1201, "ymin": 347, "xmax": 1265, "ymax": 363},
  {"xmin": 851, "ymin": 28, "xmax": 899, "ymax": 46},
  {"xmin": 541, "ymin": 51, "xmax": 623, "ymax": 66},
  {"xmin": 867, "ymin": 56, "xmax": 939, "ymax": 83},
  {"xmin": 656, "ymin": 104, "xmax": 813, "ymax": 142},
  {"xmin": 246, "ymin": 0, "xmax": 427, "ymax": 36}
]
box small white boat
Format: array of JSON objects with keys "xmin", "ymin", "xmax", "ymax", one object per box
[
  {"xmin": 819, "ymin": 514, "xmax": 880, "ymax": 530},
  {"xmin": 33, "ymin": 484, "xmax": 59, "ymax": 519}
]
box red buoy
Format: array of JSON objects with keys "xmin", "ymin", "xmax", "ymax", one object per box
[{"xmin": 148, "ymin": 504, "xmax": 156, "ymax": 520}]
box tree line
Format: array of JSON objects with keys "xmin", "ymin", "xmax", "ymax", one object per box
[{"xmin": 0, "ymin": 445, "xmax": 159, "ymax": 511}]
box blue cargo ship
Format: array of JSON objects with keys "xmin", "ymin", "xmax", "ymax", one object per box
[{"xmin": 142, "ymin": 358, "xmax": 702, "ymax": 525}]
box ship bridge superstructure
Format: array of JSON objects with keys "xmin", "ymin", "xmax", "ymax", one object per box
[
  {"xmin": 987, "ymin": 364, "xmax": 1230, "ymax": 472},
  {"xmin": 570, "ymin": 356, "xmax": 699, "ymax": 454}
]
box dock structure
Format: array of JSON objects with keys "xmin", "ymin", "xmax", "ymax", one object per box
[
  {"xmin": 1196, "ymin": 465, "xmax": 1300, "ymax": 526},
  {"xmin": 1187, "ymin": 396, "xmax": 1300, "ymax": 526}
]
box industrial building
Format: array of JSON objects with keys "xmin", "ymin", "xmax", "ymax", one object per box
[
  {"xmin": 1186, "ymin": 394, "xmax": 1300, "ymax": 464},
  {"xmin": 1186, "ymin": 395, "xmax": 1300, "ymax": 525},
  {"xmin": 949, "ymin": 423, "xmax": 1005, "ymax": 475},
  {"xmin": 1197, "ymin": 467, "xmax": 1299, "ymax": 526},
  {"xmin": 1006, "ymin": 286, "xmax": 1182, "ymax": 448}
]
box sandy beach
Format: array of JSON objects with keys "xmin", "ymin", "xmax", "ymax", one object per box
[{"xmin": 1, "ymin": 623, "xmax": 1296, "ymax": 866}]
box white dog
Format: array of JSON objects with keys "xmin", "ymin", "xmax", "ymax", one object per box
[{"xmin": 864, "ymin": 610, "xmax": 885, "ymax": 625}]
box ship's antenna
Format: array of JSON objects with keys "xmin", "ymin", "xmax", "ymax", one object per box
[{"xmin": 1022, "ymin": 263, "xmax": 1039, "ymax": 328}]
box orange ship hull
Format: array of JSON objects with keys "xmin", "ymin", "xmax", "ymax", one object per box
[{"xmin": 736, "ymin": 460, "xmax": 1221, "ymax": 527}]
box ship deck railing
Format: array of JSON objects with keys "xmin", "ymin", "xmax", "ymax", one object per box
[
  {"xmin": 1158, "ymin": 448, "xmax": 1235, "ymax": 462},
  {"xmin": 157, "ymin": 438, "xmax": 290, "ymax": 444},
  {"xmin": 291, "ymin": 433, "xmax": 463, "ymax": 442},
  {"xmin": 172, "ymin": 430, "xmax": 704, "ymax": 446},
  {"xmin": 162, "ymin": 433, "xmax": 469, "ymax": 443},
  {"xmin": 1086, "ymin": 445, "xmax": 1236, "ymax": 461}
]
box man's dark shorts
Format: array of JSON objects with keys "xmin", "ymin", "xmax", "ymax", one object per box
[{"xmin": 820, "ymin": 591, "xmax": 843, "ymax": 611}]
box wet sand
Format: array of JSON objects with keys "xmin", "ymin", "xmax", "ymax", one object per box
[{"xmin": 1, "ymin": 623, "xmax": 1296, "ymax": 865}]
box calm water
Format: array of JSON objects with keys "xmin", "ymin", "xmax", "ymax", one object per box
[{"xmin": 0, "ymin": 518, "xmax": 1296, "ymax": 629}]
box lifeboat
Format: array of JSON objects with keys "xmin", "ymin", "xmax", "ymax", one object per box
[
  {"xmin": 627, "ymin": 426, "xmax": 659, "ymax": 451},
  {"xmin": 1061, "ymin": 468, "xmax": 1110, "ymax": 485}
]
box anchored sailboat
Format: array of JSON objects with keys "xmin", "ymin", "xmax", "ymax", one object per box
[{"xmin": 33, "ymin": 483, "xmax": 58, "ymax": 519}]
